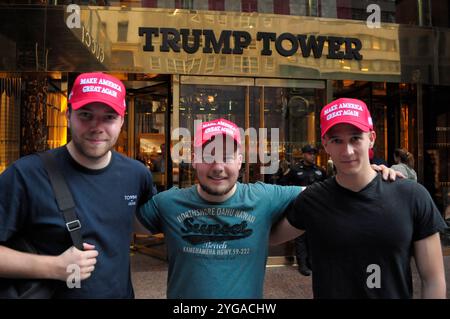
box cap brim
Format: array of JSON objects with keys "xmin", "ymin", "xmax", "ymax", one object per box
[
  {"xmin": 321, "ymin": 122, "xmax": 372, "ymax": 137},
  {"xmin": 194, "ymin": 132, "xmax": 241, "ymax": 148},
  {"xmin": 71, "ymin": 97, "xmax": 125, "ymax": 116}
]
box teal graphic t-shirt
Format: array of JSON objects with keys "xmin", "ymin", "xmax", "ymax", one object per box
[{"xmin": 137, "ymin": 182, "xmax": 302, "ymax": 299}]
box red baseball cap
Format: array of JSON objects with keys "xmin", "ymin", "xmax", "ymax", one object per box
[
  {"xmin": 320, "ymin": 98, "xmax": 373, "ymax": 137},
  {"xmin": 68, "ymin": 72, "xmax": 126, "ymax": 116},
  {"xmin": 194, "ymin": 118, "xmax": 241, "ymax": 148}
]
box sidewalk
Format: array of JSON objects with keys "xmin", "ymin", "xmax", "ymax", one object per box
[{"xmin": 130, "ymin": 252, "xmax": 450, "ymax": 299}]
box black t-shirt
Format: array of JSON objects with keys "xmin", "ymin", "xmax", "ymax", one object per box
[
  {"xmin": 287, "ymin": 174, "xmax": 448, "ymax": 299},
  {"xmin": 0, "ymin": 146, "xmax": 154, "ymax": 298}
]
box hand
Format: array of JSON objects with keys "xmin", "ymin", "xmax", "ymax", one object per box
[
  {"xmin": 371, "ymin": 164, "xmax": 405, "ymax": 181},
  {"xmin": 55, "ymin": 243, "xmax": 98, "ymax": 281}
]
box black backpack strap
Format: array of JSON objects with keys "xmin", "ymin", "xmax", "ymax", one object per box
[{"xmin": 38, "ymin": 152, "xmax": 84, "ymax": 251}]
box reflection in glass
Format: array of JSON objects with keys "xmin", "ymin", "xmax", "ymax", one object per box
[{"xmin": 177, "ymin": 82, "xmax": 258, "ymax": 187}]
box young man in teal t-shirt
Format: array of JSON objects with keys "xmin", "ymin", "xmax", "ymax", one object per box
[{"xmin": 137, "ymin": 118, "xmax": 301, "ymax": 298}]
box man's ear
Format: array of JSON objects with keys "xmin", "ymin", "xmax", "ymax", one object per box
[
  {"xmin": 237, "ymin": 152, "xmax": 243, "ymax": 170},
  {"xmin": 66, "ymin": 109, "xmax": 71, "ymax": 128},
  {"xmin": 369, "ymin": 130, "xmax": 376, "ymax": 147}
]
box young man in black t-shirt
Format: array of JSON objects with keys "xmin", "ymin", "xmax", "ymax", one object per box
[{"xmin": 270, "ymin": 97, "xmax": 448, "ymax": 298}]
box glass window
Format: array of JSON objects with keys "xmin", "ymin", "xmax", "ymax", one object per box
[
  {"xmin": 117, "ymin": 21, "xmax": 128, "ymax": 42},
  {"xmin": 131, "ymin": 81, "xmax": 169, "ymax": 192},
  {"xmin": 423, "ymin": 85, "xmax": 450, "ymax": 217},
  {"xmin": 257, "ymin": 79, "xmax": 326, "ymax": 183},
  {"xmin": 175, "ymin": 77, "xmax": 326, "ymax": 188},
  {"xmin": 16, "ymin": 0, "xmax": 438, "ymax": 27},
  {"xmin": 177, "ymin": 77, "xmax": 258, "ymax": 187},
  {"xmin": 0, "ymin": 77, "xmax": 21, "ymax": 174}
]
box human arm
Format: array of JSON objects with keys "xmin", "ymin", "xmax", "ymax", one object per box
[
  {"xmin": 269, "ymin": 186, "xmax": 306, "ymax": 246},
  {"xmin": 271, "ymin": 164, "xmax": 406, "ymax": 245},
  {"xmin": 266, "ymin": 186, "xmax": 305, "ymax": 245},
  {"xmin": 0, "ymin": 243, "xmax": 98, "ymax": 281},
  {"xmin": 411, "ymin": 183, "xmax": 448, "ymax": 298},
  {"xmin": 0, "ymin": 163, "xmax": 98, "ymax": 282},
  {"xmin": 413, "ymin": 233, "xmax": 446, "ymax": 298},
  {"xmin": 136, "ymin": 194, "xmax": 163, "ymax": 234},
  {"xmin": 269, "ymin": 216, "xmax": 304, "ymax": 246}
]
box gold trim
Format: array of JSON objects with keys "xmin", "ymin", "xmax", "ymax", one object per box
[
  {"xmin": 266, "ymin": 255, "xmax": 296, "ymax": 267},
  {"xmin": 74, "ymin": 7, "xmax": 401, "ymax": 81}
]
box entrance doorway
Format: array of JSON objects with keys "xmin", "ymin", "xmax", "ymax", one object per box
[
  {"xmin": 174, "ymin": 76, "xmax": 326, "ymax": 188},
  {"xmin": 174, "ymin": 76, "xmax": 326, "ymax": 264},
  {"xmin": 122, "ymin": 75, "xmax": 171, "ymax": 192}
]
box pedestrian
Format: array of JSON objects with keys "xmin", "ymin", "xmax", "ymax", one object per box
[
  {"xmin": 0, "ymin": 72, "xmax": 155, "ymax": 298},
  {"xmin": 274, "ymin": 159, "xmax": 296, "ymax": 186},
  {"xmin": 391, "ymin": 148, "xmax": 417, "ymax": 181}
]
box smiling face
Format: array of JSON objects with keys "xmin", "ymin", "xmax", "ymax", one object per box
[
  {"xmin": 192, "ymin": 140, "xmax": 242, "ymax": 202},
  {"xmin": 67, "ymin": 102, "xmax": 124, "ymax": 164},
  {"xmin": 322, "ymin": 123, "xmax": 376, "ymax": 178}
]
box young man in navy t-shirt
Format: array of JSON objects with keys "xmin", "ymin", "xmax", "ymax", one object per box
[{"xmin": 0, "ymin": 73, "xmax": 154, "ymax": 298}]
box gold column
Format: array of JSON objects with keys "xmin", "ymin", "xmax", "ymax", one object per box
[
  {"xmin": 128, "ymin": 96, "xmax": 135, "ymax": 158},
  {"xmin": 417, "ymin": 85, "xmax": 424, "ymax": 181},
  {"xmin": 259, "ymin": 86, "xmax": 265, "ymax": 182},
  {"xmin": 244, "ymin": 86, "xmax": 250, "ymax": 183}
]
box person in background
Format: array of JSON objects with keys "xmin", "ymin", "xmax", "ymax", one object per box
[
  {"xmin": 369, "ymin": 147, "xmax": 388, "ymax": 166},
  {"xmin": 391, "ymin": 148, "xmax": 417, "ymax": 181},
  {"xmin": 275, "ymin": 159, "xmax": 297, "ymax": 186},
  {"xmin": 151, "ymin": 143, "xmax": 166, "ymax": 174},
  {"xmin": 326, "ymin": 158, "xmax": 336, "ymax": 178}
]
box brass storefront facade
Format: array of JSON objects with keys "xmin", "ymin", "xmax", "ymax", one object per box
[{"xmin": 1, "ymin": 3, "xmax": 449, "ymax": 248}]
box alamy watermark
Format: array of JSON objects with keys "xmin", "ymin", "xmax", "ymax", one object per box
[
  {"xmin": 66, "ymin": 4, "xmax": 81, "ymax": 29},
  {"xmin": 366, "ymin": 4, "xmax": 381, "ymax": 29},
  {"xmin": 66, "ymin": 264, "xmax": 81, "ymax": 289},
  {"xmin": 171, "ymin": 120, "xmax": 280, "ymax": 174},
  {"xmin": 366, "ymin": 264, "xmax": 381, "ymax": 289}
]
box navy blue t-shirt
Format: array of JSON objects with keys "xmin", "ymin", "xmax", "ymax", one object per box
[{"xmin": 0, "ymin": 146, "xmax": 154, "ymax": 298}]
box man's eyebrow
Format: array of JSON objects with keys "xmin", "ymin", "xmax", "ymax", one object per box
[
  {"xmin": 76, "ymin": 108, "xmax": 118, "ymax": 115},
  {"xmin": 328, "ymin": 131, "xmax": 363, "ymax": 138}
]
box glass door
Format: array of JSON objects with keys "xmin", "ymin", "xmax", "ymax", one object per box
[
  {"xmin": 256, "ymin": 79, "xmax": 327, "ymax": 185},
  {"xmin": 127, "ymin": 80, "xmax": 169, "ymax": 192},
  {"xmin": 256, "ymin": 78, "xmax": 326, "ymax": 264},
  {"xmin": 175, "ymin": 76, "xmax": 259, "ymax": 188},
  {"xmin": 173, "ymin": 76, "xmax": 326, "ymax": 264},
  {"xmin": 174, "ymin": 76, "xmax": 326, "ymax": 190}
]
